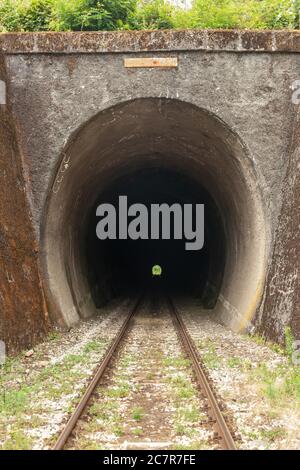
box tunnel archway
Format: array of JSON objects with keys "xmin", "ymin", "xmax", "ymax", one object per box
[{"xmin": 42, "ymin": 98, "xmax": 267, "ymax": 332}]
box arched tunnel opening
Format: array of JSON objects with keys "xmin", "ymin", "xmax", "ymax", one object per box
[{"xmin": 42, "ymin": 98, "xmax": 267, "ymax": 332}]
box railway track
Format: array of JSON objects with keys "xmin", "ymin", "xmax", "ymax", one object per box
[{"xmin": 53, "ymin": 295, "xmax": 236, "ymax": 450}]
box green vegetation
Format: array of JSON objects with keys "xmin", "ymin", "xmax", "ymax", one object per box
[
  {"xmin": 181, "ymin": 0, "xmax": 299, "ymax": 30},
  {"xmin": 0, "ymin": 0, "xmax": 137, "ymax": 31},
  {"xmin": 227, "ymin": 356, "xmax": 243, "ymax": 368},
  {"xmin": 198, "ymin": 330, "xmax": 300, "ymax": 407},
  {"xmin": 0, "ymin": 0, "xmax": 299, "ymax": 32},
  {"xmin": 132, "ymin": 406, "xmax": 144, "ymax": 420},
  {"xmin": 178, "ymin": 405, "xmax": 201, "ymax": 422},
  {"xmin": 249, "ymin": 333, "xmax": 285, "ymax": 355},
  {"xmin": 171, "ymin": 441, "xmax": 210, "ymax": 450},
  {"xmin": 249, "ymin": 326, "xmax": 298, "ymax": 363},
  {"xmin": 2, "ymin": 430, "xmax": 34, "ymax": 450},
  {"xmin": 165, "ymin": 357, "xmax": 208, "ymax": 446},
  {"xmin": 284, "ymin": 325, "xmax": 296, "ymax": 362},
  {"xmin": 132, "ymin": 427, "xmax": 143, "ymax": 436},
  {"xmin": 198, "ymin": 339, "xmax": 221, "ymax": 369},
  {"xmin": 241, "ymin": 426, "xmax": 287, "ymax": 447},
  {"xmin": 253, "ymin": 362, "xmax": 300, "ymax": 403},
  {"xmin": 229, "ymin": 327, "xmax": 300, "ymax": 405},
  {"xmin": 0, "ymin": 338, "xmax": 109, "ymax": 449},
  {"xmin": 163, "ymin": 356, "xmax": 191, "ymax": 368},
  {"xmin": 260, "ymin": 427, "xmax": 286, "ymax": 441},
  {"xmin": 107, "ymin": 383, "xmax": 130, "ymax": 398}
]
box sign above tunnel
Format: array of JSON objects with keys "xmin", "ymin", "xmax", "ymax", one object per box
[{"xmin": 124, "ymin": 57, "xmax": 178, "ymax": 68}]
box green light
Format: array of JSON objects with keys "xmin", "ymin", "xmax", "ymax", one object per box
[{"xmin": 152, "ymin": 264, "xmax": 162, "ymax": 276}]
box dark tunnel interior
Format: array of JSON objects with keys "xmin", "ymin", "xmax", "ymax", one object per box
[{"xmin": 85, "ymin": 167, "xmax": 226, "ymax": 308}]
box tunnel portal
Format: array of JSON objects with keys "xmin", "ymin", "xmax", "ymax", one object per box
[{"xmin": 2, "ymin": 29, "xmax": 300, "ymax": 352}]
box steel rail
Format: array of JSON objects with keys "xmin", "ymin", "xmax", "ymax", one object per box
[
  {"xmin": 167, "ymin": 298, "xmax": 237, "ymax": 450},
  {"xmin": 53, "ymin": 297, "xmax": 142, "ymax": 450}
]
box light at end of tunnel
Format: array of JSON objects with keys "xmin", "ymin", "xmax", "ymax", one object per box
[{"xmin": 152, "ymin": 264, "xmax": 162, "ymax": 277}]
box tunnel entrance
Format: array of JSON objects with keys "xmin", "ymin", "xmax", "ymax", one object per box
[
  {"xmin": 86, "ymin": 167, "xmax": 225, "ymax": 307},
  {"xmin": 42, "ymin": 98, "xmax": 267, "ymax": 332}
]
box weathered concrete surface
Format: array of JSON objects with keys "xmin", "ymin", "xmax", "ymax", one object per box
[
  {"xmin": 256, "ymin": 103, "xmax": 300, "ymax": 341},
  {"xmin": 0, "ymin": 53, "xmax": 49, "ymax": 353},
  {"xmin": 0, "ymin": 30, "xmax": 300, "ymax": 349},
  {"xmin": 0, "ymin": 29, "xmax": 300, "ymax": 53}
]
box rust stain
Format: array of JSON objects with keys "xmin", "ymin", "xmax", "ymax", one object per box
[
  {"xmin": 67, "ymin": 56, "xmax": 77, "ymax": 77},
  {"xmin": 0, "ymin": 54, "xmax": 50, "ymax": 354}
]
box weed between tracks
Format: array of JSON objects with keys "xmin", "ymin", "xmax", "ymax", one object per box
[{"xmin": 66, "ymin": 307, "xmax": 215, "ymax": 450}]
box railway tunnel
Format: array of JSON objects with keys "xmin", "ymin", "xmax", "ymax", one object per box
[{"xmin": 42, "ymin": 97, "xmax": 266, "ymax": 331}]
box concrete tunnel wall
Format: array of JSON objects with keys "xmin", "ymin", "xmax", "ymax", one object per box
[{"xmin": 0, "ymin": 29, "xmax": 300, "ymax": 352}]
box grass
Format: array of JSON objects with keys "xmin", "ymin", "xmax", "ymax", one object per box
[
  {"xmin": 249, "ymin": 334, "xmax": 285, "ymax": 355},
  {"xmin": 248, "ymin": 327, "xmax": 297, "ymax": 359},
  {"xmin": 197, "ymin": 338, "xmax": 222, "ymax": 369},
  {"xmin": 0, "ymin": 338, "xmax": 110, "ymax": 449},
  {"xmin": 227, "ymin": 357, "xmax": 243, "ymax": 368},
  {"xmin": 120, "ymin": 354, "xmax": 136, "ymax": 367},
  {"xmin": 199, "ymin": 330, "xmax": 300, "ymax": 406},
  {"xmin": 226, "ymin": 356, "xmax": 252, "ymax": 371},
  {"xmin": 178, "ymin": 406, "xmax": 201, "ymax": 423},
  {"xmin": 0, "ymin": 387, "xmax": 30, "ymax": 415},
  {"xmin": 249, "ymin": 360, "xmax": 300, "ymax": 405},
  {"xmin": 284, "ymin": 326, "xmax": 297, "ymax": 362},
  {"xmin": 88, "ymin": 401, "xmax": 118, "ymax": 420},
  {"xmin": 176, "ymin": 383, "xmax": 195, "ymax": 399},
  {"xmin": 132, "ymin": 427, "xmax": 143, "ymax": 436},
  {"xmin": 175, "ymin": 422, "xmax": 188, "ymax": 435},
  {"xmin": 71, "ymin": 431, "xmax": 105, "ymax": 450},
  {"xmin": 2, "ymin": 430, "xmax": 34, "ymax": 450},
  {"xmin": 132, "ymin": 407, "xmax": 144, "ymax": 421},
  {"xmin": 168, "ymin": 373, "xmax": 187, "ymax": 385},
  {"xmin": 260, "ymin": 427, "xmax": 286, "ymax": 442},
  {"xmin": 71, "ymin": 358, "xmax": 136, "ymax": 448},
  {"xmin": 163, "ymin": 357, "xmax": 191, "ymax": 368},
  {"xmin": 249, "ymin": 334, "xmax": 266, "ymax": 347},
  {"xmin": 223, "ymin": 327, "xmax": 300, "ymax": 406},
  {"xmin": 162, "ymin": 350, "xmax": 211, "ymax": 448},
  {"xmin": 83, "ymin": 339, "xmax": 106, "ymax": 353},
  {"xmin": 243, "ymin": 426, "xmax": 287, "ymax": 446},
  {"xmin": 195, "ymin": 330, "xmax": 300, "ymax": 450},
  {"xmin": 248, "ymin": 328, "xmax": 300, "ymax": 405},
  {"xmin": 202, "ymin": 347, "xmax": 221, "ymax": 369},
  {"xmin": 112, "ymin": 425, "xmax": 124, "ymax": 437},
  {"xmin": 172, "ymin": 441, "xmax": 210, "ymax": 450},
  {"xmin": 107, "ymin": 384, "xmax": 130, "ymax": 399},
  {"xmin": 47, "ymin": 330, "xmax": 61, "ymax": 342}
]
